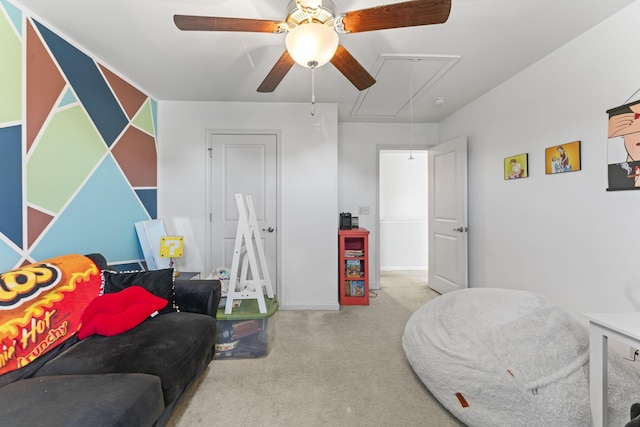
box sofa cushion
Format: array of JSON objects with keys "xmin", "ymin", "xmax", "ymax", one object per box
[
  {"xmin": 0, "ymin": 336, "xmax": 79, "ymax": 389},
  {"xmin": 174, "ymin": 278, "xmax": 221, "ymax": 316},
  {"xmin": 85, "ymin": 253, "xmax": 108, "ymax": 271},
  {"xmin": 34, "ymin": 312, "xmax": 216, "ymax": 405},
  {"xmin": 103, "ymin": 268, "xmax": 177, "ymax": 313},
  {"xmin": 78, "ymin": 286, "xmax": 168, "ymax": 340},
  {"xmin": 0, "ymin": 373, "xmax": 164, "ymax": 427}
]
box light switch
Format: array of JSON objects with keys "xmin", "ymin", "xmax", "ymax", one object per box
[{"xmin": 358, "ymin": 206, "xmax": 370, "ymax": 215}]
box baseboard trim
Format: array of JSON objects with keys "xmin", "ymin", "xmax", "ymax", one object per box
[{"xmin": 279, "ymin": 303, "xmax": 340, "ymax": 311}]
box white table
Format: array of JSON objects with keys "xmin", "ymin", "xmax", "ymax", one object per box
[{"xmin": 584, "ymin": 312, "xmax": 640, "ymax": 427}]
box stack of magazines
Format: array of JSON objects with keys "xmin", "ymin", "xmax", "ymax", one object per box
[{"xmin": 344, "ymin": 250, "xmax": 364, "ymax": 257}]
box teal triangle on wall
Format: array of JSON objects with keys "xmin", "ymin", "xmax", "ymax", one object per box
[
  {"xmin": 59, "ymin": 87, "xmax": 76, "ymax": 107},
  {"xmin": 151, "ymin": 99, "xmax": 158, "ymax": 138},
  {"xmin": 0, "ymin": 0, "xmax": 22, "ymax": 36},
  {"xmin": 0, "ymin": 238, "xmax": 21, "ymax": 273}
]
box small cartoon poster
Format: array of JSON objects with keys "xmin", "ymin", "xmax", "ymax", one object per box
[
  {"xmin": 607, "ymin": 99, "xmax": 640, "ymax": 190},
  {"xmin": 545, "ymin": 141, "xmax": 581, "ymax": 174},
  {"xmin": 504, "ymin": 153, "xmax": 528, "ymax": 180}
]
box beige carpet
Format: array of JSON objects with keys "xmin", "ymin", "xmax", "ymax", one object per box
[{"xmin": 168, "ymin": 271, "xmax": 464, "ymax": 427}]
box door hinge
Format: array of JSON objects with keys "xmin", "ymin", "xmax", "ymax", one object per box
[
  {"xmin": 209, "ymin": 213, "xmax": 212, "ymax": 222},
  {"xmin": 208, "ymin": 147, "xmax": 212, "ymax": 158}
]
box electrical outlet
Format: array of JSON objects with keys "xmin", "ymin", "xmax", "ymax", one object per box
[{"xmin": 358, "ymin": 206, "xmax": 370, "ymax": 215}]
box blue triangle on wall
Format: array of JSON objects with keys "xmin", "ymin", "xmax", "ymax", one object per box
[
  {"xmin": 0, "ymin": 125, "xmax": 22, "ymax": 249},
  {"xmin": 34, "ymin": 20, "xmax": 128, "ymax": 148},
  {"xmin": 135, "ymin": 189, "xmax": 157, "ymax": 219}
]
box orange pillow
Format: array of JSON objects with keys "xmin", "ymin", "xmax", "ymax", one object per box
[{"xmin": 78, "ymin": 286, "xmax": 167, "ymax": 340}]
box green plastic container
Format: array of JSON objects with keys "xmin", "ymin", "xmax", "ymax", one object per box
[{"xmin": 214, "ymin": 297, "xmax": 278, "ymax": 359}]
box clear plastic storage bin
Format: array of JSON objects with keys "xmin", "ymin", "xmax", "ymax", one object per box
[{"xmin": 214, "ymin": 297, "xmax": 278, "ymax": 359}]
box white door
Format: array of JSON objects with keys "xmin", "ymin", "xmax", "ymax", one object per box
[
  {"xmin": 428, "ymin": 136, "xmax": 468, "ymax": 294},
  {"xmin": 209, "ymin": 132, "xmax": 278, "ymax": 294}
]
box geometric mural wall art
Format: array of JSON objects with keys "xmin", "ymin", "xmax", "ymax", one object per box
[
  {"xmin": 0, "ymin": 1, "xmax": 23, "ymax": 272},
  {"xmin": 0, "ymin": 0, "xmax": 158, "ymax": 272},
  {"xmin": 28, "ymin": 155, "xmax": 153, "ymax": 263}
]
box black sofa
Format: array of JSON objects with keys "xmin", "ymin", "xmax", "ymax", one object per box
[{"xmin": 0, "ymin": 253, "xmax": 221, "ymax": 427}]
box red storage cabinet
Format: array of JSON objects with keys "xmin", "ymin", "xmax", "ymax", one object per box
[{"xmin": 338, "ymin": 228, "xmax": 369, "ymax": 305}]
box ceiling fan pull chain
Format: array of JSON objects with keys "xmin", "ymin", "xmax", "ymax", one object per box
[
  {"xmin": 409, "ymin": 60, "xmax": 415, "ymax": 160},
  {"xmin": 309, "ymin": 60, "xmax": 318, "ymax": 116}
]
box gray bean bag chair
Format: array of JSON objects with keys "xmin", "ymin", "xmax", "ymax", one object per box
[{"xmin": 402, "ymin": 288, "xmax": 640, "ymax": 426}]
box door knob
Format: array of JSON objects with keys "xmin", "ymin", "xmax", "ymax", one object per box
[
  {"xmin": 262, "ymin": 226, "xmax": 275, "ymax": 233},
  {"xmin": 453, "ymin": 226, "xmax": 468, "ymax": 232}
]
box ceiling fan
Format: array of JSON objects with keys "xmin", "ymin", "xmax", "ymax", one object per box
[{"xmin": 174, "ymin": 0, "xmax": 451, "ymax": 93}]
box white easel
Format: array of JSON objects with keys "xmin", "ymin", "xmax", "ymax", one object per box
[{"xmin": 224, "ymin": 194, "xmax": 274, "ymax": 314}]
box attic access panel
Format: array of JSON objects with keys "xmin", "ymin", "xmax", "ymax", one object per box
[{"xmin": 350, "ymin": 54, "xmax": 460, "ymax": 119}]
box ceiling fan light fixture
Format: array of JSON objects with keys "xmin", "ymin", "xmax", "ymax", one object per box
[
  {"xmin": 285, "ymin": 22, "xmax": 339, "ymax": 68},
  {"xmin": 296, "ymin": 0, "xmax": 322, "ymax": 12}
]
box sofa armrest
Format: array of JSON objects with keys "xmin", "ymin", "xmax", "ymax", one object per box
[{"xmin": 174, "ymin": 279, "xmax": 221, "ymax": 317}]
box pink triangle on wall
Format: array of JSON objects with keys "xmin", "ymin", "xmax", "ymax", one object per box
[
  {"xmin": 27, "ymin": 206, "xmax": 53, "ymax": 248},
  {"xmin": 26, "ymin": 20, "xmax": 66, "ymax": 153}
]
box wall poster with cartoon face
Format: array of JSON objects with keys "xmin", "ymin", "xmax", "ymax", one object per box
[{"xmin": 607, "ymin": 99, "xmax": 640, "ymax": 190}]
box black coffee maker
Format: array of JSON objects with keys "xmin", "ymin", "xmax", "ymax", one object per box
[{"xmin": 340, "ymin": 212, "xmax": 352, "ymax": 230}]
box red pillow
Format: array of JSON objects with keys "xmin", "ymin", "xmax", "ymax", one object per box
[{"xmin": 77, "ymin": 286, "xmax": 168, "ymax": 340}]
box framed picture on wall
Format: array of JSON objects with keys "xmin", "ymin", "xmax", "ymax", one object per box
[
  {"xmin": 545, "ymin": 140, "xmax": 581, "ymax": 174},
  {"xmin": 504, "ymin": 153, "xmax": 528, "ymax": 180},
  {"xmin": 606, "ymin": 100, "xmax": 640, "ymax": 191}
]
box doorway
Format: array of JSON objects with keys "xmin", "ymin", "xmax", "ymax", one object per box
[
  {"xmin": 205, "ymin": 130, "xmax": 280, "ymax": 297},
  {"xmin": 378, "ymin": 149, "xmax": 428, "ymax": 289}
]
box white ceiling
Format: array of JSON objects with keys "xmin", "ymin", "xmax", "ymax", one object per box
[{"xmin": 13, "ymin": 0, "xmax": 636, "ymax": 123}]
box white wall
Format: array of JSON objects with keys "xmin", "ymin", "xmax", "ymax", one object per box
[
  {"xmin": 379, "ymin": 150, "xmax": 429, "ymax": 270},
  {"xmin": 157, "ymin": 102, "xmax": 339, "ymax": 310},
  {"xmin": 338, "ymin": 123, "xmax": 439, "ymax": 288},
  {"xmin": 439, "ymin": 2, "xmax": 640, "ymax": 320}
]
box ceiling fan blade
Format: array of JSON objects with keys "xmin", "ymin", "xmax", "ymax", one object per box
[
  {"xmin": 330, "ymin": 45, "xmax": 376, "ymax": 91},
  {"xmin": 257, "ymin": 50, "xmax": 296, "ymax": 93},
  {"xmin": 340, "ymin": 0, "xmax": 451, "ymax": 33},
  {"xmin": 174, "ymin": 15, "xmax": 283, "ymax": 33}
]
